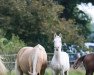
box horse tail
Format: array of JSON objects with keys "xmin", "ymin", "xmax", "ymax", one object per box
[
  {"xmin": 32, "ymin": 45, "xmax": 40, "ymax": 75},
  {"xmin": 73, "ymin": 55, "xmax": 86, "ymax": 69},
  {"xmin": 0, "ymin": 56, "xmax": 7, "ymax": 75}
]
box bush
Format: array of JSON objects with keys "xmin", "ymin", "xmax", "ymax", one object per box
[{"xmin": 0, "ymin": 34, "xmax": 25, "ymax": 54}]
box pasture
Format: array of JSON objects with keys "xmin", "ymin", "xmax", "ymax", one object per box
[
  {"xmin": 7, "ymin": 67, "xmax": 85, "ymax": 75},
  {"xmin": 1, "ymin": 52, "xmax": 85, "ymax": 75},
  {"xmin": 2, "ymin": 53, "xmax": 85, "ymax": 75}
]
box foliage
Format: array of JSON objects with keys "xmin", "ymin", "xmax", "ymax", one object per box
[
  {"xmin": 0, "ymin": 34, "xmax": 25, "ymax": 54},
  {"xmin": 0, "ymin": 0, "xmax": 88, "ymax": 52},
  {"xmin": 55, "ymin": 0, "xmax": 91, "ymax": 37}
]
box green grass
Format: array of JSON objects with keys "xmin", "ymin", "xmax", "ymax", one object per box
[
  {"xmin": 7, "ymin": 68, "xmax": 85, "ymax": 75},
  {"xmin": 45, "ymin": 68, "xmax": 85, "ymax": 75},
  {"xmin": 69, "ymin": 68, "xmax": 85, "ymax": 75}
]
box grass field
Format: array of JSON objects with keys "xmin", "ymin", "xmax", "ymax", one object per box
[
  {"xmin": 45, "ymin": 68, "xmax": 85, "ymax": 75},
  {"xmin": 7, "ymin": 67, "xmax": 85, "ymax": 75},
  {"xmin": 69, "ymin": 68, "xmax": 85, "ymax": 75}
]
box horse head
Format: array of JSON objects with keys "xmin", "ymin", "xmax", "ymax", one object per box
[
  {"xmin": 73, "ymin": 55, "xmax": 85, "ymax": 69},
  {"xmin": 53, "ymin": 33, "xmax": 62, "ymax": 51}
]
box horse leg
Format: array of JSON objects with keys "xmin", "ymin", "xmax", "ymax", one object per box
[
  {"xmin": 40, "ymin": 63, "xmax": 47, "ymax": 75},
  {"xmin": 15, "ymin": 61, "xmax": 23, "ymax": 75},
  {"xmin": 15, "ymin": 65, "xmax": 23, "ymax": 75},
  {"xmin": 52, "ymin": 71, "xmax": 59, "ymax": 75},
  {"xmin": 40, "ymin": 68, "xmax": 46, "ymax": 75},
  {"xmin": 86, "ymin": 70, "xmax": 93, "ymax": 75},
  {"xmin": 60, "ymin": 70, "xmax": 64, "ymax": 75},
  {"xmin": 40, "ymin": 68, "xmax": 45, "ymax": 75},
  {"xmin": 64, "ymin": 71, "xmax": 69, "ymax": 75},
  {"xmin": 52, "ymin": 70, "xmax": 55, "ymax": 75},
  {"xmin": 55, "ymin": 70, "xmax": 60, "ymax": 75},
  {"xmin": 90, "ymin": 72, "xmax": 93, "ymax": 75},
  {"xmin": 86, "ymin": 70, "xmax": 88, "ymax": 75}
]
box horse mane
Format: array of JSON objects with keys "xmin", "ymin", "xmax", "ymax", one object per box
[{"xmin": 73, "ymin": 55, "xmax": 86, "ymax": 69}]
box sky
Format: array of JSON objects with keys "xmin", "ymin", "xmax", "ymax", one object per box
[{"xmin": 77, "ymin": 2, "xmax": 94, "ymax": 32}]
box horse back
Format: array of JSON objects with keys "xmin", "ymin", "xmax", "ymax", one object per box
[{"xmin": 17, "ymin": 47, "xmax": 33, "ymax": 57}]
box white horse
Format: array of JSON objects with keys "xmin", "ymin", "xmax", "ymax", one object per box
[
  {"xmin": 0, "ymin": 56, "xmax": 7, "ymax": 75},
  {"xmin": 50, "ymin": 33, "xmax": 70, "ymax": 75}
]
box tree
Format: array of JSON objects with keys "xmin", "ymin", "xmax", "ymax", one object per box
[
  {"xmin": 0, "ymin": 0, "xmax": 86, "ymax": 52},
  {"xmin": 55, "ymin": 0, "xmax": 91, "ymax": 38}
]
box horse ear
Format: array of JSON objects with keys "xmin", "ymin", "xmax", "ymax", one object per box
[
  {"xmin": 54, "ymin": 33, "xmax": 57, "ymax": 38},
  {"xmin": 59, "ymin": 33, "xmax": 62, "ymax": 38}
]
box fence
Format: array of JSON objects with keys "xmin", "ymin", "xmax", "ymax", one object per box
[
  {"xmin": 0, "ymin": 53, "xmax": 54, "ymax": 71},
  {"xmin": 1, "ymin": 54, "xmax": 17, "ymax": 71},
  {"xmin": 1, "ymin": 53, "xmax": 77, "ymax": 71}
]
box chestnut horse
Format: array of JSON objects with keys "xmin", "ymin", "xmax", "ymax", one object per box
[
  {"xmin": 15, "ymin": 44, "xmax": 47, "ymax": 75},
  {"xmin": 73, "ymin": 53, "xmax": 94, "ymax": 75}
]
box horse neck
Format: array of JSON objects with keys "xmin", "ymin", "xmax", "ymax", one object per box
[{"xmin": 54, "ymin": 48, "xmax": 62, "ymax": 62}]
